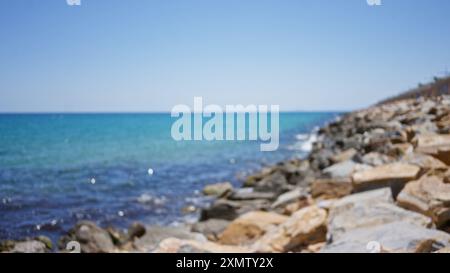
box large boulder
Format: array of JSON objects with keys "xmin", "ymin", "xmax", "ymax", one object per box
[
  {"xmin": 153, "ymin": 237, "xmax": 251, "ymax": 253},
  {"xmin": 321, "ymin": 222, "xmax": 450, "ymax": 253},
  {"xmin": 59, "ymin": 221, "xmax": 115, "ymax": 253},
  {"xmin": 397, "ymin": 175, "xmax": 450, "ymax": 227},
  {"xmin": 352, "ymin": 163, "xmax": 420, "ymax": 197},
  {"xmin": 218, "ymin": 211, "xmax": 288, "ymax": 245},
  {"xmin": 327, "ymin": 188, "xmax": 432, "ymax": 241},
  {"xmin": 401, "ymin": 153, "xmax": 447, "ymax": 172},
  {"xmin": 415, "ymin": 134, "xmax": 450, "ymax": 165},
  {"xmin": 252, "ymin": 206, "xmax": 327, "ymax": 252}
]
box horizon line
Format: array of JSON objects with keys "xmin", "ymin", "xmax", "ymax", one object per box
[{"xmin": 0, "ymin": 109, "xmax": 349, "ymax": 115}]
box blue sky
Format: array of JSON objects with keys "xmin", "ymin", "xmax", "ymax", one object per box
[{"xmin": 0, "ymin": 0, "xmax": 450, "ymax": 112}]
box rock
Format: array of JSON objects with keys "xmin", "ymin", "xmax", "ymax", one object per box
[
  {"xmin": 252, "ymin": 206, "xmax": 327, "ymax": 252},
  {"xmin": 352, "ymin": 163, "xmax": 420, "ymax": 197},
  {"xmin": 191, "ymin": 219, "xmax": 230, "ymax": 240},
  {"xmin": 243, "ymin": 167, "xmax": 275, "ymax": 187},
  {"xmin": 153, "ymin": 237, "xmax": 251, "ymax": 253},
  {"xmin": 321, "ymin": 222, "xmax": 450, "ymax": 253},
  {"xmin": 309, "ymin": 149, "xmax": 334, "ymax": 170},
  {"xmin": 228, "ymin": 188, "xmax": 276, "ymax": 201},
  {"xmin": 327, "ymin": 188, "xmax": 432, "ymax": 241},
  {"xmin": 202, "ymin": 182, "xmax": 233, "ymax": 197},
  {"xmin": 360, "ymin": 152, "xmax": 395, "ymax": 166},
  {"xmin": 59, "ymin": 221, "xmax": 115, "ymax": 253},
  {"xmin": 397, "ymin": 175, "xmax": 450, "ymax": 227},
  {"xmin": 311, "ymin": 178, "xmax": 353, "ymax": 200},
  {"xmin": 435, "ymin": 247, "xmax": 450, "ymax": 253},
  {"xmin": 218, "ymin": 211, "xmax": 288, "ymax": 245},
  {"xmin": 331, "ymin": 148, "xmax": 357, "ymax": 163},
  {"xmin": 133, "ymin": 226, "xmax": 206, "ymax": 252},
  {"xmin": 303, "ymin": 242, "xmax": 326, "ymax": 253},
  {"xmin": 106, "ymin": 226, "xmax": 127, "ymax": 245},
  {"xmin": 415, "ymin": 134, "xmax": 450, "ymax": 165},
  {"xmin": 281, "ymin": 198, "xmax": 314, "ymax": 216},
  {"xmin": 199, "ymin": 199, "xmax": 239, "ymax": 221},
  {"xmin": 270, "ymin": 188, "xmax": 307, "ymax": 209},
  {"xmin": 323, "ymin": 160, "xmax": 371, "ymax": 179},
  {"xmin": 199, "ymin": 199, "xmax": 270, "ymax": 221},
  {"xmin": 0, "ymin": 240, "xmax": 15, "ymax": 252},
  {"xmin": 253, "ymin": 171, "xmax": 290, "ymax": 194},
  {"xmin": 128, "ymin": 222, "xmax": 146, "ymax": 239},
  {"xmin": 401, "ymin": 153, "xmax": 447, "ymax": 172},
  {"xmin": 390, "ymin": 143, "xmax": 414, "ymax": 156},
  {"xmin": 36, "ymin": 236, "xmax": 53, "ymax": 250},
  {"xmin": 10, "ymin": 240, "xmax": 48, "ymax": 253}
]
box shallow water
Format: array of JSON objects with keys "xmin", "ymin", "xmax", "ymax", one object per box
[{"xmin": 0, "ymin": 112, "xmax": 338, "ymax": 241}]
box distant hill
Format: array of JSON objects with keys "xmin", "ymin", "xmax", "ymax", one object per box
[{"xmin": 377, "ymin": 75, "xmax": 450, "ymax": 105}]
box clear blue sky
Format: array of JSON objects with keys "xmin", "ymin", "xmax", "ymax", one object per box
[{"xmin": 1, "ymin": 0, "xmax": 450, "ymax": 112}]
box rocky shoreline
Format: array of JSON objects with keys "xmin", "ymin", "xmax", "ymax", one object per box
[{"xmin": 2, "ymin": 95, "xmax": 450, "ymax": 253}]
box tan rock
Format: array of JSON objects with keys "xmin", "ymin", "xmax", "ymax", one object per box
[
  {"xmin": 252, "ymin": 206, "xmax": 327, "ymax": 252},
  {"xmin": 281, "ymin": 197, "xmax": 314, "ymax": 216},
  {"xmin": 415, "ymin": 134, "xmax": 450, "ymax": 165},
  {"xmin": 331, "ymin": 148, "xmax": 357, "ymax": 163},
  {"xmin": 352, "ymin": 163, "xmax": 420, "ymax": 197},
  {"xmin": 397, "ymin": 175, "xmax": 450, "ymax": 227},
  {"xmin": 311, "ymin": 178, "xmax": 353, "ymax": 200},
  {"xmin": 153, "ymin": 237, "xmax": 251, "ymax": 253},
  {"xmin": 202, "ymin": 182, "xmax": 233, "ymax": 197},
  {"xmin": 218, "ymin": 211, "xmax": 288, "ymax": 245},
  {"xmin": 303, "ymin": 242, "xmax": 326, "ymax": 253}
]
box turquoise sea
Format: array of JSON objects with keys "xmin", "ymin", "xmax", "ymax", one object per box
[{"xmin": 0, "ymin": 112, "xmax": 338, "ymax": 241}]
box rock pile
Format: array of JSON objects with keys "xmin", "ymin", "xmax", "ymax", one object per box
[{"xmin": 3, "ymin": 95, "xmax": 450, "ymax": 253}]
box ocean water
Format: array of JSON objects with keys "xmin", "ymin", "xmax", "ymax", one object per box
[{"xmin": 0, "ymin": 112, "xmax": 338, "ymax": 242}]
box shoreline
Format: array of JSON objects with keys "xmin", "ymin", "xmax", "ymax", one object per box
[{"xmin": 2, "ymin": 96, "xmax": 450, "ymax": 253}]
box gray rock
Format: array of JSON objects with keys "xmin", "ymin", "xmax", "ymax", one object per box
[
  {"xmin": 10, "ymin": 240, "xmax": 48, "ymax": 253},
  {"xmin": 321, "ymin": 222, "xmax": 450, "ymax": 253},
  {"xmin": 270, "ymin": 188, "xmax": 307, "ymax": 209},
  {"xmin": 191, "ymin": 219, "xmax": 230, "ymax": 240},
  {"xmin": 328, "ymin": 188, "xmax": 432, "ymax": 241},
  {"xmin": 253, "ymin": 171, "xmax": 290, "ymax": 194},
  {"xmin": 59, "ymin": 221, "xmax": 115, "ymax": 253},
  {"xmin": 228, "ymin": 188, "xmax": 276, "ymax": 201},
  {"xmin": 309, "ymin": 149, "xmax": 334, "ymax": 170},
  {"xmin": 323, "ymin": 160, "xmax": 371, "ymax": 179},
  {"xmin": 200, "ymin": 199, "xmax": 270, "ymax": 221},
  {"xmin": 361, "ymin": 152, "xmax": 394, "ymax": 166}
]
